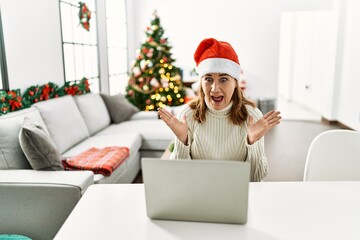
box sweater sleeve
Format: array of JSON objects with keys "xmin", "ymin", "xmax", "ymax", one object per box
[
  {"xmin": 169, "ymin": 106, "xmax": 192, "ymax": 160},
  {"xmin": 244, "ymin": 106, "xmax": 269, "ymax": 182},
  {"xmin": 245, "ymin": 135, "xmax": 268, "ymax": 182},
  {"xmin": 169, "ymin": 130, "xmax": 192, "ymax": 159}
]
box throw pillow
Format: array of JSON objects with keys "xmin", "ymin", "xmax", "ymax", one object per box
[
  {"xmin": 0, "ymin": 235, "xmax": 32, "ymax": 240},
  {"xmin": 100, "ymin": 93, "xmax": 140, "ymax": 123},
  {"xmin": 18, "ymin": 117, "xmax": 63, "ymax": 171}
]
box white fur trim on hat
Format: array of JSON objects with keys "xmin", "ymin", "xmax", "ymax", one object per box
[{"xmin": 196, "ymin": 58, "xmax": 241, "ymax": 80}]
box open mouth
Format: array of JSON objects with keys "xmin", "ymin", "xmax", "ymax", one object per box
[{"xmin": 211, "ymin": 96, "xmax": 224, "ymax": 103}]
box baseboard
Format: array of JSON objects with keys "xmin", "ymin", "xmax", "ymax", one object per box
[{"xmin": 321, "ymin": 117, "xmax": 353, "ymax": 130}]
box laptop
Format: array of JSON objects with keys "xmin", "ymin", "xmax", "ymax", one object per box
[{"xmin": 141, "ymin": 158, "xmax": 250, "ymax": 224}]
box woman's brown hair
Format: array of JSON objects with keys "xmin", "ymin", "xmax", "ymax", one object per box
[{"xmin": 189, "ymin": 79, "xmax": 255, "ymax": 125}]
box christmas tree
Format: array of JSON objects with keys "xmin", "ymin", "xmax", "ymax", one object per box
[{"xmin": 125, "ymin": 11, "xmax": 185, "ymax": 111}]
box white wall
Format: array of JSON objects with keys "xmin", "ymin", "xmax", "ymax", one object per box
[
  {"xmin": 0, "ymin": 0, "xmax": 64, "ymax": 92},
  {"xmin": 278, "ymin": 10, "xmax": 338, "ymax": 119},
  {"xmin": 276, "ymin": 0, "xmax": 360, "ymax": 130},
  {"xmin": 127, "ymin": 0, "xmax": 332, "ymax": 100},
  {"xmin": 278, "ymin": 12, "xmax": 295, "ymax": 101},
  {"xmin": 336, "ymin": 0, "xmax": 360, "ymax": 131}
]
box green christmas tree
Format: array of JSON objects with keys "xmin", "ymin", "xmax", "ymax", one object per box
[{"xmin": 125, "ymin": 11, "xmax": 185, "ymax": 111}]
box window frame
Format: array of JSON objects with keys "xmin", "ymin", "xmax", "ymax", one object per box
[
  {"xmin": 105, "ymin": 0, "xmax": 129, "ymax": 95},
  {"xmin": 0, "ymin": 9, "xmax": 9, "ymax": 91},
  {"xmin": 59, "ymin": 0, "xmax": 100, "ymax": 92}
]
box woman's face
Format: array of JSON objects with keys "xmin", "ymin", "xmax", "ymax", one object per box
[{"xmin": 201, "ymin": 73, "xmax": 237, "ymax": 110}]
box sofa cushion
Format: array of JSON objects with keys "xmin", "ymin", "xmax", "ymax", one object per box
[
  {"xmin": 62, "ymin": 132, "xmax": 142, "ymax": 183},
  {"xmin": 19, "ymin": 117, "xmax": 63, "ymax": 170},
  {"xmin": 96, "ymin": 119, "xmax": 174, "ymax": 151},
  {"xmin": 129, "ymin": 111, "xmax": 159, "ymax": 120},
  {"xmin": 100, "ymin": 93, "xmax": 139, "ymax": 123},
  {"xmin": 0, "ymin": 108, "xmax": 48, "ymax": 169},
  {"xmin": 34, "ymin": 95, "xmax": 90, "ymax": 154},
  {"xmin": 62, "ymin": 132, "xmax": 141, "ymax": 160},
  {"xmin": 74, "ymin": 93, "xmax": 111, "ymax": 135}
]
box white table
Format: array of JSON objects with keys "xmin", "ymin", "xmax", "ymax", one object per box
[{"xmin": 55, "ymin": 182, "xmax": 360, "ymax": 240}]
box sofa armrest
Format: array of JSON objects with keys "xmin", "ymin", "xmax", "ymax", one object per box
[
  {"xmin": 0, "ymin": 170, "xmax": 94, "ymax": 194},
  {"xmin": 0, "ymin": 170, "xmax": 94, "ymax": 240}
]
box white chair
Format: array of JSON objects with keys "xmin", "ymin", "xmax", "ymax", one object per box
[{"xmin": 303, "ymin": 129, "xmax": 360, "ymax": 181}]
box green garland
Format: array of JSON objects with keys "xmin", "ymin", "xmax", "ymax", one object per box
[{"xmin": 0, "ymin": 78, "xmax": 90, "ymax": 116}]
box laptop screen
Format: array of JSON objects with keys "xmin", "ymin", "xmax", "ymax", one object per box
[{"xmin": 141, "ymin": 158, "xmax": 250, "ymax": 224}]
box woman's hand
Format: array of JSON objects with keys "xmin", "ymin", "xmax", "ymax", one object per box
[
  {"xmin": 158, "ymin": 108, "xmax": 189, "ymax": 145},
  {"xmin": 247, "ymin": 110, "xmax": 281, "ymax": 145}
]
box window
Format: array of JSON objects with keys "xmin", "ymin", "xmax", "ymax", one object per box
[
  {"xmin": 105, "ymin": 0, "xmax": 128, "ymax": 95},
  {"xmin": 0, "ymin": 10, "xmax": 8, "ymax": 91},
  {"xmin": 59, "ymin": 0, "xmax": 99, "ymax": 92}
]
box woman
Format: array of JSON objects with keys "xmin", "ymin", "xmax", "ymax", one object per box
[{"xmin": 158, "ymin": 38, "xmax": 281, "ymax": 181}]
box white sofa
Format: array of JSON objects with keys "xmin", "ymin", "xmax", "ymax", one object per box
[{"xmin": 0, "ymin": 93, "xmax": 174, "ymax": 240}]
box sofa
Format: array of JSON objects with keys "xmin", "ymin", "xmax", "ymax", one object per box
[{"xmin": 0, "ymin": 93, "xmax": 175, "ymax": 240}]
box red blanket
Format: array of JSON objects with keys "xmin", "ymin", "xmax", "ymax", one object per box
[{"xmin": 62, "ymin": 146, "xmax": 130, "ymax": 176}]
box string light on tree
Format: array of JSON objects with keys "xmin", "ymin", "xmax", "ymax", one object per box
[{"xmin": 125, "ymin": 10, "xmax": 186, "ymax": 111}]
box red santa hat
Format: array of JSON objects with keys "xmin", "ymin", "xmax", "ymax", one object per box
[{"xmin": 194, "ymin": 38, "xmax": 241, "ymax": 80}]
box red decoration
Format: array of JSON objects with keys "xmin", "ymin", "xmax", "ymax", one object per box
[
  {"xmin": 79, "ymin": 2, "xmax": 91, "ymax": 31},
  {"xmin": 41, "ymin": 84, "xmax": 51, "ymax": 100},
  {"xmin": 67, "ymin": 85, "xmax": 79, "ymax": 96},
  {"xmin": 184, "ymin": 96, "xmax": 193, "ymax": 104},
  {"xmin": 142, "ymin": 47, "xmax": 149, "ymax": 54},
  {"xmin": 239, "ymin": 80, "xmax": 246, "ymax": 91},
  {"xmin": 8, "ymin": 91, "xmax": 23, "ymax": 111},
  {"xmin": 84, "ymin": 80, "xmax": 90, "ymax": 91}
]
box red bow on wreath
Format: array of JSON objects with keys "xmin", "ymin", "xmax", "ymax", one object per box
[
  {"xmin": 8, "ymin": 91, "xmax": 23, "ymax": 111},
  {"xmin": 79, "ymin": 2, "xmax": 91, "ymax": 31}
]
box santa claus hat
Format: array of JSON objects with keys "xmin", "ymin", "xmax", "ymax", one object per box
[{"xmin": 194, "ymin": 38, "xmax": 241, "ymax": 80}]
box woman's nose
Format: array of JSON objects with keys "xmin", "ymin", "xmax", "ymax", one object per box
[{"xmin": 211, "ymin": 82, "xmax": 219, "ymax": 92}]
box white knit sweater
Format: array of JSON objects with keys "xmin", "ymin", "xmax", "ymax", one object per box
[{"xmin": 170, "ymin": 103, "xmax": 268, "ymax": 182}]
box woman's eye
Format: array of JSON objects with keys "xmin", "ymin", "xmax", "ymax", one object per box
[
  {"xmin": 204, "ymin": 77, "xmax": 213, "ymax": 82},
  {"xmin": 220, "ymin": 77, "xmax": 228, "ymax": 82}
]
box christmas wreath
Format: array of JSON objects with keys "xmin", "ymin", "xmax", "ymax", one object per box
[{"xmin": 78, "ymin": 2, "xmax": 91, "ymax": 31}]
